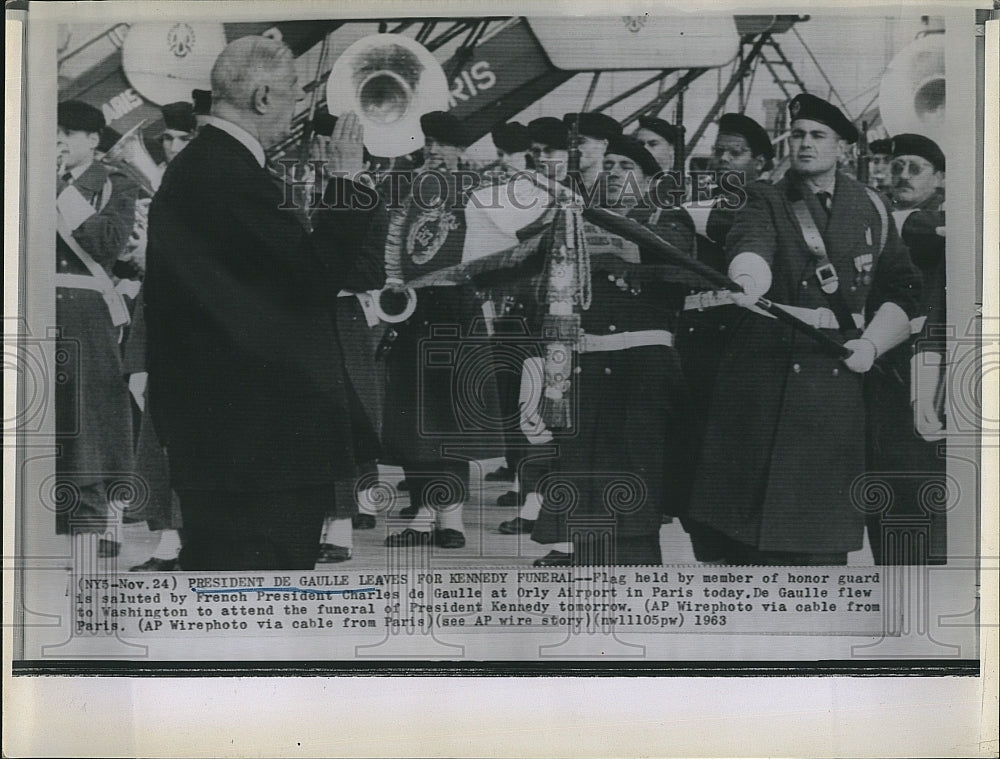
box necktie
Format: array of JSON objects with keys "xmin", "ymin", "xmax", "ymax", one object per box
[
  {"xmin": 816, "ymin": 191, "xmax": 832, "ymax": 216},
  {"xmin": 61, "ymin": 171, "xmax": 73, "ymax": 184}
]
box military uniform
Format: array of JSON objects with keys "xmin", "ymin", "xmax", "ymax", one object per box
[
  {"xmin": 530, "ymin": 204, "xmax": 696, "ymax": 565},
  {"xmin": 686, "ymin": 170, "xmax": 921, "ymax": 562},
  {"xmin": 55, "ymin": 160, "xmax": 138, "ymax": 535},
  {"xmin": 865, "ymin": 189, "xmax": 947, "ymax": 564}
]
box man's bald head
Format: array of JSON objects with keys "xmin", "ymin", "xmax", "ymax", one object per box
[{"xmin": 210, "ymin": 36, "xmax": 302, "ymax": 145}]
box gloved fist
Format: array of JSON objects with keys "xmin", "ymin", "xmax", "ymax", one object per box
[
  {"xmin": 842, "ymin": 338, "xmax": 877, "ymax": 373},
  {"xmin": 729, "ymin": 275, "xmax": 759, "ymax": 308},
  {"xmin": 913, "ymin": 397, "xmax": 945, "ymax": 441}
]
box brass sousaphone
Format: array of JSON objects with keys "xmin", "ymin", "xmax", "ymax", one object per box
[
  {"xmin": 326, "ymin": 33, "xmax": 450, "ymax": 323},
  {"xmin": 102, "ymin": 120, "xmax": 164, "ymax": 197},
  {"xmin": 878, "ymin": 30, "xmax": 945, "ymax": 146}
]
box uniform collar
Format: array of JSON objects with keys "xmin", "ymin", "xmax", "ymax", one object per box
[
  {"xmin": 69, "ymin": 160, "xmax": 109, "ymax": 197},
  {"xmin": 201, "ymin": 116, "xmax": 266, "ymax": 168}
]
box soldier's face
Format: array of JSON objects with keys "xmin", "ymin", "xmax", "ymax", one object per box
[
  {"xmin": 577, "ymin": 136, "xmax": 608, "ymax": 172},
  {"xmin": 57, "ymin": 127, "xmax": 99, "ymax": 170},
  {"xmin": 869, "ymin": 153, "xmax": 892, "ymax": 187},
  {"xmin": 890, "ymin": 154, "xmax": 943, "ymax": 208},
  {"xmin": 424, "ymin": 137, "xmax": 461, "ymax": 172},
  {"xmin": 161, "ymin": 129, "xmax": 193, "ymax": 163},
  {"xmin": 534, "ymin": 143, "xmax": 568, "ymax": 181},
  {"xmin": 711, "ymin": 133, "xmax": 762, "ymax": 180},
  {"xmin": 603, "ymin": 154, "xmax": 647, "ymax": 205},
  {"xmin": 789, "ymin": 119, "xmax": 844, "ymax": 177},
  {"xmin": 634, "ymin": 128, "xmax": 675, "ymax": 171}
]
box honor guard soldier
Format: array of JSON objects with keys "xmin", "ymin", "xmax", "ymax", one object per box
[
  {"xmin": 685, "ymin": 94, "xmax": 922, "ymax": 566},
  {"xmin": 633, "ymin": 115, "xmax": 682, "ymax": 172},
  {"xmin": 382, "ymin": 111, "xmax": 502, "ymax": 550},
  {"xmin": 159, "ymin": 101, "xmax": 198, "ymax": 165},
  {"xmin": 867, "ymin": 138, "xmax": 894, "ymax": 197},
  {"xmin": 562, "ymin": 111, "xmax": 623, "ymax": 188},
  {"xmin": 123, "ymin": 102, "xmax": 201, "ymax": 571},
  {"xmin": 531, "ymin": 135, "xmax": 696, "ymax": 567},
  {"xmin": 865, "ymin": 133, "xmax": 947, "ymax": 564},
  {"xmin": 294, "ymin": 108, "xmax": 389, "ymax": 561},
  {"xmin": 55, "ymin": 100, "xmax": 140, "ymax": 557},
  {"xmin": 495, "ymin": 117, "xmax": 575, "ymax": 535},
  {"xmin": 478, "ymin": 121, "xmax": 538, "ymax": 497},
  {"xmin": 527, "ymin": 117, "xmax": 571, "ymax": 183},
  {"xmin": 676, "ymin": 112, "xmax": 774, "ymax": 561}
]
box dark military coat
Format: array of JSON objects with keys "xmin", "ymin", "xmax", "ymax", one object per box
[
  {"xmin": 865, "ymin": 192, "xmax": 947, "ymax": 562},
  {"xmin": 55, "ymin": 161, "xmax": 137, "ymax": 482},
  {"xmin": 531, "ymin": 204, "xmax": 696, "ymax": 546},
  {"xmin": 687, "ymin": 171, "xmax": 921, "ymax": 554}
]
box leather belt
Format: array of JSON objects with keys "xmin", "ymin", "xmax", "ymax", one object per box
[
  {"xmin": 684, "ymin": 290, "xmax": 734, "ymax": 311},
  {"xmin": 773, "ymin": 303, "xmax": 864, "ymax": 331},
  {"xmin": 578, "ymin": 329, "xmax": 674, "ymax": 353}
]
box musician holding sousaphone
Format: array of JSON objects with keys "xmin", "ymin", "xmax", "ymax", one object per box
[
  {"xmin": 380, "ymin": 111, "xmax": 505, "ymax": 550},
  {"xmin": 54, "ymin": 100, "xmax": 140, "ymax": 556}
]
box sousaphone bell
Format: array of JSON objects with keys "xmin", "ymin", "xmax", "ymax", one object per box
[{"xmin": 327, "ymin": 33, "xmax": 449, "ymax": 323}]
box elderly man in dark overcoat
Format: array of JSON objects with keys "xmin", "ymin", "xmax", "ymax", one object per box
[
  {"xmin": 685, "ymin": 94, "xmax": 922, "ymax": 566},
  {"xmin": 55, "ymin": 100, "xmax": 139, "ymax": 557},
  {"xmin": 144, "ymin": 36, "xmax": 384, "ymax": 571}
]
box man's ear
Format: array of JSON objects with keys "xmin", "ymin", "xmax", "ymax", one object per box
[
  {"xmin": 86, "ymin": 132, "xmax": 100, "ymax": 150},
  {"xmin": 753, "ymin": 154, "xmax": 766, "ymax": 175},
  {"xmin": 252, "ymin": 84, "xmax": 271, "ymax": 114},
  {"xmin": 933, "ymin": 170, "xmax": 945, "ymax": 191}
]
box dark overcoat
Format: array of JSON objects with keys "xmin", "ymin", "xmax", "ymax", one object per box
[
  {"xmin": 531, "ymin": 205, "xmax": 696, "ymax": 545},
  {"xmin": 144, "ymin": 125, "xmax": 384, "ymax": 493},
  {"xmin": 865, "ymin": 194, "xmax": 947, "ymax": 562},
  {"xmin": 687, "ymin": 171, "xmax": 921, "ymax": 554},
  {"xmin": 381, "ymin": 285, "xmax": 503, "ymax": 465},
  {"xmin": 55, "ymin": 161, "xmax": 137, "ymax": 482}
]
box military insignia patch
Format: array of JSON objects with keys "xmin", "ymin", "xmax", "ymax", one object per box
[
  {"xmin": 167, "ymin": 23, "xmax": 196, "ymax": 58},
  {"xmin": 406, "ymin": 205, "xmax": 461, "ymax": 265}
]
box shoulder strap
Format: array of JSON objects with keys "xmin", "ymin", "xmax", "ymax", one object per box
[
  {"xmin": 863, "ymin": 186, "xmax": 889, "ymax": 256},
  {"xmin": 56, "ymin": 211, "xmax": 130, "ymax": 328},
  {"xmin": 790, "ymin": 197, "xmax": 858, "ymax": 336}
]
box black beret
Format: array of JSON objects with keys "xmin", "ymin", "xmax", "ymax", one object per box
[
  {"xmin": 869, "ymin": 138, "xmax": 892, "ymax": 156},
  {"xmin": 161, "ymin": 102, "xmax": 197, "ymax": 133},
  {"xmin": 636, "ymin": 116, "xmax": 681, "ymax": 146},
  {"xmin": 788, "ymin": 93, "xmax": 858, "ymax": 143},
  {"xmin": 890, "ymin": 132, "xmax": 945, "ymax": 172},
  {"xmin": 563, "ymin": 112, "xmax": 622, "ymax": 141},
  {"xmin": 58, "ymin": 100, "xmax": 105, "ymax": 134},
  {"xmin": 191, "ymin": 89, "xmax": 212, "ymax": 116},
  {"xmin": 97, "ymin": 126, "xmax": 122, "ymax": 154},
  {"xmin": 528, "ymin": 117, "xmax": 569, "ymax": 150},
  {"xmin": 605, "ymin": 134, "xmax": 660, "ymax": 177},
  {"xmin": 311, "ymin": 105, "xmax": 338, "ymax": 137},
  {"xmin": 717, "ymin": 112, "xmax": 774, "ymax": 160},
  {"xmin": 420, "ymin": 110, "xmax": 470, "ymax": 148},
  {"xmin": 492, "ymin": 122, "xmax": 531, "ymax": 154}
]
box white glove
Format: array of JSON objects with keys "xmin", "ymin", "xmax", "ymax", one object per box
[
  {"xmin": 914, "ymin": 397, "xmax": 945, "ymax": 441},
  {"xmin": 842, "ymin": 338, "xmax": 877, "ymax": 373},
  {"xmin": 128, "ymin": 372, "xmax": 148, "ymax": 411},
  {"xmin": 727, "ymin": 252, "xmax": 772, "ymax": 311},
  {"xmin": 911, "ymin": 351, "xmax": 945, "ymax": 441}
]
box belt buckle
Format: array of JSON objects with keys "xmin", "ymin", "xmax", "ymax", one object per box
[{"xmin": 815, "ymin": 263, "xmax": 839, "ymax": 294}]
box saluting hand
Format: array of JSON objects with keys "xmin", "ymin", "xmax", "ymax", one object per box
[{"xmin": 323, "ymin": 111, "xmax": 365, "ymax": 178}]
